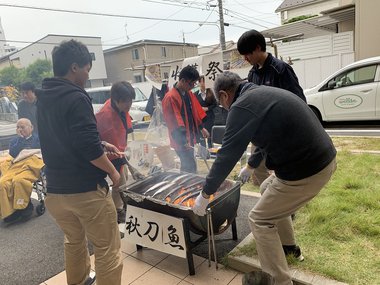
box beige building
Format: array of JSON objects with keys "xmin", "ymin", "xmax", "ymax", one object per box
[
  {"xmin": 262, "ymin": 0, "xmax": 379, "ymax": 60},
  {"xmin": 0, "ymin": 34, "xmax": 107, "ymax": 88},
  {"xmin": 103, "ymin": 40, "xmax": 198, "ymax": 85}
]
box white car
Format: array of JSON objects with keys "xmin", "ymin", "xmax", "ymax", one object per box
[
  {"xmin": 85, "ymin": 85, "xmax": 151, "ymax": 126},
  {"xmin": 305, "ymin": 56, "xmax": 380, "ymax": 123}
]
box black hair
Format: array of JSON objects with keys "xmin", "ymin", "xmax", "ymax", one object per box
[
  {"xmin": 237, "ymin": 29, "xmax": 266, "ymax": 55},
  {"xmin": 52, "ymin": 39, "xmax": 92, "ymax": 77},
  {"xmin": 179, "ymin": 65, "xmax": 200, "ymax": 81},
  {"xmin": 111, "ymin": 81, "xmax": 136, "ymax": 103},
  {"xmin": 20, "ymin": 82, "xmax": 35, "ymax": 92}
]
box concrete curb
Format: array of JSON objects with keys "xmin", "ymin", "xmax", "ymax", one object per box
[{"xmin": 227, "ymin": 234, "xmax": 349, "ymax": 285}]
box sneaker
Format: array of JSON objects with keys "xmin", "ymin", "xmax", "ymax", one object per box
[
  {"xmin": 84, "ymin": 271, "xmax": 96, "ymax": 285},
  {"xmin": 117, "ymin": 208, "xmax": 126, "ymax": 224},
  {"xmin": 242, "ymin": 270, "xmax": 274, "ymax": 285},
  {"xmin": 283, "ymin": 245, "xmax": 304, "ymax": 261}
]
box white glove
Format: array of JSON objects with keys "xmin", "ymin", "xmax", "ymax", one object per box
[
  {"xmin": 193, "ymin": 192, "xmax": 209, "ymax": 216},
  {"xmin": 238, "ymin": 166, "xmax": 254, "ymax": 183}
]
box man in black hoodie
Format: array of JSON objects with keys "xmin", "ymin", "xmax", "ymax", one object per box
[{"xmin": 36, "ymin": 40, "xmax": 123, "ymax": 285}]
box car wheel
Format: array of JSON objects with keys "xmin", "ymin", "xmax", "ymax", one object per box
[{"xmin": 310, "ymin": 106, "xmax": 323, "ymax": 124}]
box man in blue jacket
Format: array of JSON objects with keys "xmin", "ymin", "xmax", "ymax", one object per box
[{"xmin": 36, "ymin": 40, "xmax": 123, "ymax": 285}]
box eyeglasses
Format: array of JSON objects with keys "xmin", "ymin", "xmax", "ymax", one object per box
[{"xmin": 187, "ymin": 80, "xmax": 197, "ymax": 87}]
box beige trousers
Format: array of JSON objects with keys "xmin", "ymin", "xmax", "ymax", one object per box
[
  {"xmin": 250, "ymin": 145, "xmax": 271, "ymax": 185},
  {"xmin": 112, "ymin": 165, "xmax": 128, "ymax": 210},
  {"xmin": 46, "ymin": 185, "xmax": 123, "ymax": 285},
  {"xmin": 248, "ymin": 159, "xmax": 336, "ymax": 285}
]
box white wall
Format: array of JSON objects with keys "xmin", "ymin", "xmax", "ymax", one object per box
[
  {"xmin": 292, "ymin": 52, "xmax": 354, "ymax": 89},
  {"xmin": 269, "ymin": 32, "xmax": 354, "ymax": 89},
  {"xmin": 276, "ymin": 32, "xmax": 353, "ymax": 60},
  {"xmin": 282, "ymin": 0, "xmax": 340, "ymax": 22},
  {"xmin": 8, "ymin": 35, "xmax": 107, "ymax": 82}
]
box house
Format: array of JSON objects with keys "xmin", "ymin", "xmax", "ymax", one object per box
[
  {"xmin": 0, "ymin": 17, "xmax": 17, "ymax": 58},
  {"xmin": 103, "ymin": 40, "xmax": 198, "ymax": 85},
  {"xmin": 0, "ymin": 34, "xmax": 107, "ymax": 88},
  {"xmin": 247, "ymin": 0, "xmax": 379, "ymax": 88},
  {"xmin": 262, "ymin": 0, "xmax": 379, "ymax": 61}
]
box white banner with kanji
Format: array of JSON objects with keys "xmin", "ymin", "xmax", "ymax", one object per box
[{"xmin": 125, "ymin": 205, "xmax": 187, "ymax": 258}]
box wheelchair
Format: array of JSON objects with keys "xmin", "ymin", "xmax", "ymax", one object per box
[{"xmin": 32, "ymin": 167, "xmax": 47, "ymax": 216}]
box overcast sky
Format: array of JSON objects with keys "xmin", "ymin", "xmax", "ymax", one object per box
[{"xmin": 0, "ymin": 0, "xmax": 282, "ymax": 50}]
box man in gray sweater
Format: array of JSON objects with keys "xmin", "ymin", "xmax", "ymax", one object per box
[{"xmin": 193, "ymin": 72, "xmax": 336, "ymax": 285}]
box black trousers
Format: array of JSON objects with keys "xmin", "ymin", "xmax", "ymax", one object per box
[{"xmin": 175, "ymin": 148, "xmax": 197, "ymax": 173}]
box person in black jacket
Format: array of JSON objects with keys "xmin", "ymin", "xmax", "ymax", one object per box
[
  {"xmin": 36, "ymin": 40, "xmax": 123, "ymax": 285},
  {"xmin": 194, "ymin": 75, "xmax": 217, "ymax": 148},
  {"xmin": 18, "ymin": 82, "xmax": 38, "ymax": 135},
  {"xmin": 193, "ymin": 72, "xmax": 336, "ymax": 285},
  {"xmin": 237, "ymin": 29, "xmax": 306, "ymax": 186}
]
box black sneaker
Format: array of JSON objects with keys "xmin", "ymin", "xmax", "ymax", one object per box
[
  {"xmin": 117, "ymin": 208, "xmax": 126, "ymax": 224},
  {"xmin": 242, "ymin": 270, "xmax": 274, "ymax": 285},
  {"xmin": 283, "ymin": 245, "xmax": 304, "ymax": 261},
  {"xmin": 84, "ymin": 272, "xmax": 96, "ymax": 285}
]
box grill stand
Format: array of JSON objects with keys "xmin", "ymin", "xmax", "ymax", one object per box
[
  {"xmin": 132, "ymin": 208, "xmax": 238, "ymax": 276},
  {"xmin": 207, "ymin": 209, "xmax": 218, "ymax": 269}
]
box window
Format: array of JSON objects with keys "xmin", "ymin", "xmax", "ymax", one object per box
[
  {"xmin": 327, "ymin": 65, "xmax": 377, "ymax": 89},
  {"xmin": 133, "ymin": 87, "xmax": 147, "ymax": 102},
  {"xmin": 132, "ymin": 49, "xmax": 139, "ymax": 60},
  {"xmin": 87, "ymin": 90, "xmax": 110, "ymax": 104},
  {"xmin": 161, "ymin": 46, "xmax": 167, "ymax": 57},
  {"xmin": 134, "ymin": 74, "xmax": 143, "ymax": 83},
  {"xmin": 90, "ymin": 52, "xmax": 96, "ymax": 61}
]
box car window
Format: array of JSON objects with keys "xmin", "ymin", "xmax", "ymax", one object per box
[
  {"xmin": 133, "ymin": 87, "xmax": 147, "ymax": 102},
  {"xmin": 88, "ymin": 87, "xmax": 147, "ymax": 104},
  {"xmin": 327, "ymin": 64, "xmax": 377, "ymax": 89},
  {"xmin": 88, "ymin": 90, "xmax": 110, "ymax": 104}
]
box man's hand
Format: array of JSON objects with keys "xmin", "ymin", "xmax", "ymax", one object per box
[
  {"xmin": 109, "ymin": 169, "xmax": 121, "ymax": 188},
  {"xmin": 201, "ymin": 128, "xmax": 210, "ymax": 139},
  {"xmin": 103, "ymin": 141, "xmax": 123, "ymax": 160},
  {"xmin": 239, "ymin": 165, "xmax": 254, "ymax": 183},
  {"xmin": 193, "ymin": 192, "xmax": 210, "ymax": 216}
]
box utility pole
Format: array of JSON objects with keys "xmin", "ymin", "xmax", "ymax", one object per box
[
  {"xmin": 217, "ymin": 0, "xmax": 227, "ymax": 51},
  {"xmin": 182, "ymin": 30, "xmax": 186, "ymax": 58}
]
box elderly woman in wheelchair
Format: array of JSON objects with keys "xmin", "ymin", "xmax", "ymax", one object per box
[{"xmin": 0, "ymin": 118, "xmax": 44, "ymax": 223}]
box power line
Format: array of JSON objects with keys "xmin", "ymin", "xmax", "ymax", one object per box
[
  {"xmin": 0, "ymin": 39, "xmax": 145, "ymax": 48},
  {"xmin": 138, "ymin": 0, "xmax": 278, "ymax": 28},
  {"xmin": 0, "ymin": 3, "xmax": 214, "ymax": 24}
]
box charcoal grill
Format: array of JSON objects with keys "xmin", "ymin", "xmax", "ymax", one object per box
[{"xmin": 120, "ymin": 170, "xmax": 241, "ymax": 275}]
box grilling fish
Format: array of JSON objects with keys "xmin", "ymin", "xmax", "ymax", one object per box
[
  {"xmin": 176, "ymin": 175, "xmax": 203, "ymax": 185},
  {"xmin": 171, "ymin": 184, "xmax": 203, "ymax": 204},
  {"xmin": 170, "ymin": 174, "xmax": 191, "ymax": 184},
  {"xmin": 143, "ymin": 181, "xmax": 171, "ymax": 196},
  {"xmin": 179, "ymin": 191, "xmax": 203, "ymax": 206},
  {"xmin": 151, "ymin": 182, "xmax": 177, "ymax": 198},
  {"xmin": 163, "ymin": 180, "xmax": 204, "ymax": 202},
  {"xmin": 162, "ymin": 173, "xmax": 179, "ymax": 181}
]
